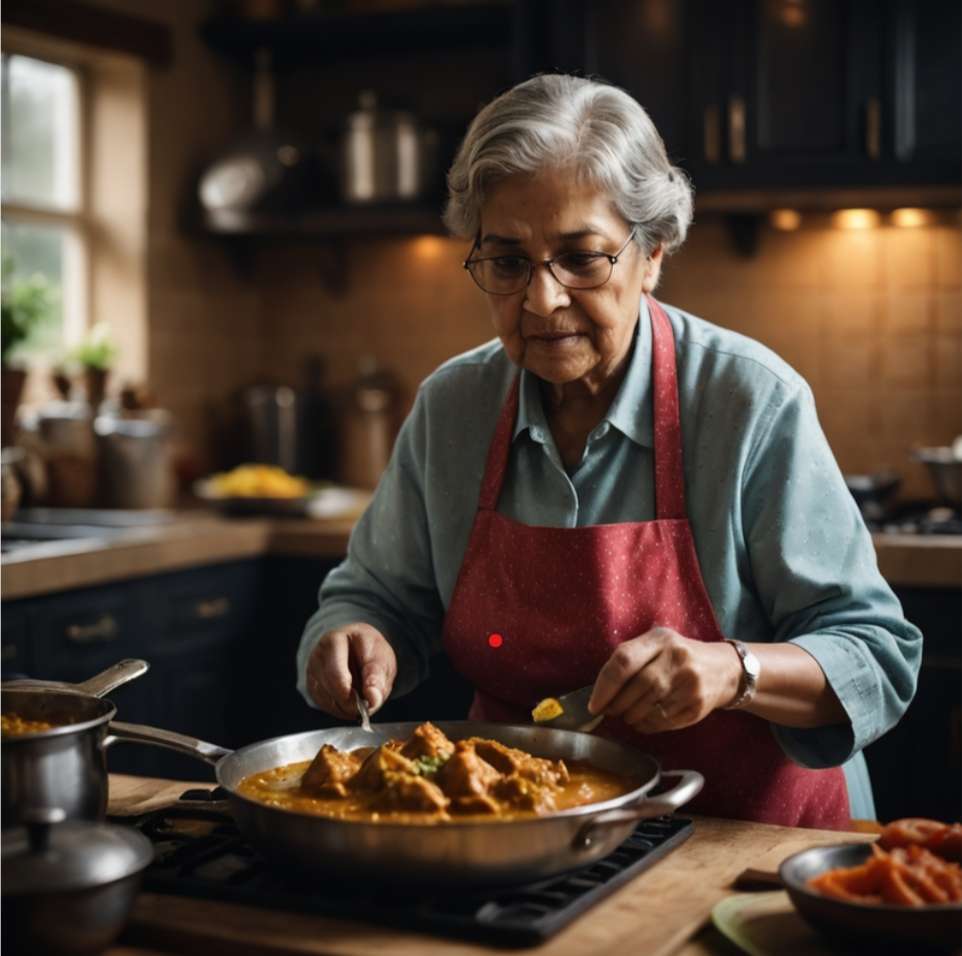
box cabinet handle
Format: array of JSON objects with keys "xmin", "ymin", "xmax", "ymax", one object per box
[
  {"xmin": 865, "ymin": 97, "xmax": 881, "ymax": 160},
  {"xmin": 66, "ymin": 614, "xmax": 119, "ymax": 643},
  {"xmin": 703, "ymin": 105, "xmax": 721, "ymax": 164},
  {"xmin": 194, "ymin": 597, "xmax": 231, "ymax": 620},
  {"xmin": 728, "ymin": 97, "xmax": 746, "ymax": 164}
]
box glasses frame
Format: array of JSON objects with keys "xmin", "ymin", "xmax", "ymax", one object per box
[{"xmin": 462, "ymin": 231, "xmax": 637, "ymax": 295}]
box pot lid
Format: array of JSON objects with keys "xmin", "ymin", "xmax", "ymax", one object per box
[{"xmin": 2, "ymin": 808, "xmax": 153, "ymax": 895}]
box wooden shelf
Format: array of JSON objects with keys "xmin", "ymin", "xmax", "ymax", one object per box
[
  {"xmin": 200, "ymin": 2, "xmax": 513, "ymax": 68},
  {"xmin": 200, "ymin": 203, "xmax": 446, "ymax": 238}
]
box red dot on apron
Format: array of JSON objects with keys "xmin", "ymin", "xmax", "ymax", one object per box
[{"xmin": 487, "ymin": 633, "xmax": 504, "ymax": 648}]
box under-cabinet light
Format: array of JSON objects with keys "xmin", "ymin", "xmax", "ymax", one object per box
[
  {"xmin": 890, "ymin": 208, "xmax": 934, "ymax": 228},
  {"xmin": 770, "ymin": 209, "xmax": 801, "ymax": 231},
  {"xmin": 411, "ymin": 235, "xmax": 445, "ymax": 260},
  {"xmin": 832, "ymin": 209, "xmax": 881, "ymax": 230}
]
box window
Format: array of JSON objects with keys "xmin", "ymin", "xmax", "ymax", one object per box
[{"xmin": 2, "ymin": 52, "xmax": 87, "ymax": 364}]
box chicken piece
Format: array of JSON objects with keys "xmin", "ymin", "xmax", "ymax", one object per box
[
  {"xmin": 371, "ymin": 770, "xmax": 449, "ymax": 814},
  {"xmin": 301, "ymin": 744, "xmax": 363, "ymax": 797},
  {"xmin": 349, "ymin": 744, "xmax": 419, "ymax": 793},
  {"xmin": 469, "ymin": 738, "xmax": 569, "ymax": 788},
  {"xmin": 450, "ymin": 793, "xmax": 501, "ymax": 816},
  {"xmin": 435, "ymin": 741, "xmax": 502, "ymax": 799},
  {"xmin": 399, "ymin": 722, "xmax": 456, "ymax": 762},
  {"xmin": 492, "ymin": 773, "xmax": 559, "ymax": 814}
]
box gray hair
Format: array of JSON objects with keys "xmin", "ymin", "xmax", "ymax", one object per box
[{"xmin": 444, "ymin": 74, "xmax": 693, "ymax": 255}]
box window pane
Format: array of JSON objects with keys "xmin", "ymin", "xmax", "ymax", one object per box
[
  {"xmin": 1, "ymin": 54, "xmax": 79, "ymax": 210},
  {"xmin": 2, "ymin": 220, "xmax": 66, "ymax": 361}
]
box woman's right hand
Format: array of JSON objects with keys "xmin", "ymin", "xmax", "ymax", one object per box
[{"xmin": 305, "ymin": 623, "xmax": 397, "ymax": 719}]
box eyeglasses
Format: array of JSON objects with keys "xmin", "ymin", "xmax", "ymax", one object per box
[{"xmin": 463, "ymin": 232, "xmax": 637, "ymax": 295}]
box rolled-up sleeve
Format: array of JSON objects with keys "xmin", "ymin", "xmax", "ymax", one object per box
[
  {"xmin": 740, "ymin": 382, "xmax": 922, "ymax": 768},
  {"xmin": 296, "ymin": 389, "xmax": 444, "ymax": 707}
]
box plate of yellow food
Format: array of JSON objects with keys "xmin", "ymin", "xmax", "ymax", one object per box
[{"xmin": 194, "ymin": 464, "xmax": 324, "ymax": 516}]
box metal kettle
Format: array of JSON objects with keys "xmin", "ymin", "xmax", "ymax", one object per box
[{"xmin": 340, "ymin": 91, "xmax": 439, "ymax": 204}]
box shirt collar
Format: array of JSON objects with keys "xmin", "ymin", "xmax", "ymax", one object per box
[{"xmin": 514, "ymin": 297, "xmax": 654, "ymax": 449}]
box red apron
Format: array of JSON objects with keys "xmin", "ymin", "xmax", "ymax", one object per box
[{"xmin": 442, "ymin": 297, "xmax": 849, "ymax": 829}]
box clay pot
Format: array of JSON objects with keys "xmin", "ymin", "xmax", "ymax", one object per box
[{"xmin": 2, "ymin": 366, "xmax": 28, "ymax": 446}]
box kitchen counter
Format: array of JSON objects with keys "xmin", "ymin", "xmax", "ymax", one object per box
[
  {"xmin": 2, "ymin": 506, "xmax": 960, "ymax": 600},
  {"xmin": 104, "ymin": 774, "xmax": 875, "ymax": 956},
  {"xmin": 0, "ymin": 506, "xmax": 367, "ymax": 600}
]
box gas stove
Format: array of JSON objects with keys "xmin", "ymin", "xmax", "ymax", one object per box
[
  {"xmin": 113, "ymin": 789, "xmax": 693, "ymax": 948},
  {"xmin": 868, "ymin": 504, "xmax": 962, "ymax": 536}
]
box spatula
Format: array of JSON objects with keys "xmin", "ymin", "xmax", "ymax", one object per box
[{"xmin": 531, "ymin": 685, "xmax": 603, "ymax": 733}]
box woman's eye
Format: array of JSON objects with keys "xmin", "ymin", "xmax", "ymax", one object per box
[
  {"xmin": 557, "ymin": 252, "xmax": 603, "ymax": 275},
  {"xmin": 491, "ymin": 257, "xmax": 528, "ymax": 276}
]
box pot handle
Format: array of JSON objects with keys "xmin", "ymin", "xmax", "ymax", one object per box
[
  {"xmin": 74, "ymin": 659, "xmax": 150, "ymax": 697},
  {"xmin": 105, "ymin": 720, "xmax": 233, "ymax": 766},
  {"xmin": 572, "ymin": 769, "xmax": 704, "ymax": 851}
]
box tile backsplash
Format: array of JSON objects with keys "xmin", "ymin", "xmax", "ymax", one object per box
[{"xmin": 217, "ymin": 218, "xmax": 960, "ymax": 500}]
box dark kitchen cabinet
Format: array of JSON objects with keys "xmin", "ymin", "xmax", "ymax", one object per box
[
  {"xmin": 7, "ymin": 560, "xmax": 262, "ymax": 780},
  {"xmin": 684, "ymin": 0, "xmax": 961, "ymax": 191},
  {"xmin": 864, "ymin": 587, "xmax": 962, "ymax": 822},
  {"xmin": 0, "ymin": 604, "xmax": 31, "ymax": 680}
]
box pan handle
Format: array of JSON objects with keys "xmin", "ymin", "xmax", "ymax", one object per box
[
  {"xmin": 74, "ymin": 659, "xmax": 149, "ymax": 697},
  {"xmin": 105, "ymin": 720, "xmax": 233, "ymax": 766},
  {"xmin": 572, "ymin": 769, "xmax": 704, "ymax": 850}
]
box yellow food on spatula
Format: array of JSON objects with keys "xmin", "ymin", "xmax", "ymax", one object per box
[{"xmin": 531, "ymin": 697, "xmax": 564, "ymax": 723}]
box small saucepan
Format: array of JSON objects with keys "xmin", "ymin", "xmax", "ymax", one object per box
[
  {"xmin": 2, "ymin": 806, "xmax": 153, "ymax": 956},
  {"xmin": 1, "ymin": 660, "xmax": 149, "ymax": 827}
]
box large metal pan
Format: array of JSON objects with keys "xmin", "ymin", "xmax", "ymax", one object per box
[
  {"xmin": 2, "ymin": 660, "xmax": 149, "ymax": 827},
  {"xmin": 107, "ymin": 719, "xmax": 703, "ymax": 888}
]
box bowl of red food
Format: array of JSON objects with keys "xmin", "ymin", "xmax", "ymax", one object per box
[{"xmin": 779, "ymin": 819, "xmax": 962, "ymax": 952}]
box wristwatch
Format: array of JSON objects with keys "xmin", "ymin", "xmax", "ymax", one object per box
[{"xmin": 724, "ymin": 639, "xmax": 761, "ymax": 709}]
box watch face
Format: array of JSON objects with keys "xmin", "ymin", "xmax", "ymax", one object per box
[{"xmin": 743, "ymin": 651, "xmax": 761, "ymax": 680}]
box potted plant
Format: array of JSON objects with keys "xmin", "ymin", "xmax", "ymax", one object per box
[
  {"xmin": 71, "ymin": 322, "xmax": 119, "ymax": 411},
  {"xmin": 1, "ymin": 255, "xmax": 56, "ymax": 445}
]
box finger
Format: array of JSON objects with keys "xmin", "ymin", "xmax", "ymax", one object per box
[
  {"xmin": 348, "ymin": 629, "xmax": 396, "ymax": 713},
  {"xmin": 315, "ymin": 632, "xmax": 353, "ymax": 711},
  {"xmin": 589, "ymin": 637, "xmax": 662, "ymax": 714}
]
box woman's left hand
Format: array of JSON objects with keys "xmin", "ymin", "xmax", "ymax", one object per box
[{"xmin": 588, "ymin": 626, "xmax": 740, "ymax": 732}]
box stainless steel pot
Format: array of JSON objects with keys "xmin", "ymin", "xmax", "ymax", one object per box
[
  {"xmin": 914, "ymin": 447, "xmax": 962, "ymax": 507},
  {"xmin": 2, "ymin": 806, "xmax": 153, "ymax": 956},
  {"xmin": 2, "ymin": 660, "xmax": 149, "ymax": 827},
  {"xmin": 107, "ymin": 719, "xmax": 703, "ymax": 888},
  {"xmin": 94, "ymin": 411, "xmax": 175, "ymax": 509},
  {"xmin": 340, "ymin": 91, "xmax": 439, "ymax": 203}
]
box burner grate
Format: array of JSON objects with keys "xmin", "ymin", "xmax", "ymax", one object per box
[{"xmin": 120, "ymin": 799, "xmax": 693, "ymax": 947}]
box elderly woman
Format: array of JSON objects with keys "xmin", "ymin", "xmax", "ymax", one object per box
[{"xmin": 297, "ymin": 74, "xmax": 920, "ymax": 828}]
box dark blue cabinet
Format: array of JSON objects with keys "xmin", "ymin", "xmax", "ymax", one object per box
[{"xmin": 4, "ymin": 560, "xmax": 261, "ymax": 780}]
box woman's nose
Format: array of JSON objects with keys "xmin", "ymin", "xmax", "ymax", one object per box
[{"xmin": 522, "ymin": 263, "xmax": 570, "ymax": 315}]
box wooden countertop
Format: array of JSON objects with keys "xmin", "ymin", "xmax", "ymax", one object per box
[
  {"xmin": 2, "ymin": 508, "xmax": 960, "ymax": 601},
  {"xmin": 104, "ymin": 774, "xmax": 875, "ymax": 956}
]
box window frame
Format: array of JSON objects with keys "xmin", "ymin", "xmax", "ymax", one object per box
[{"xmin": 1, "ymin": 46, "xmax": 91, "ymax": 354}]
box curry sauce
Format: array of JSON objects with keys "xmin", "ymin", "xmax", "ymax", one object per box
[{"xmin": 237, "ymin": 722, "xmax": 640, "ymax": 823}]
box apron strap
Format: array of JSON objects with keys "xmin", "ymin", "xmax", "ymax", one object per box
[
  {"xmin": 647, "ymin": 296, "xmax": 687, "ymax": 520},
  {"xmin": 477, "ymin": 376, "xmax": 520, "ymax": 512}
]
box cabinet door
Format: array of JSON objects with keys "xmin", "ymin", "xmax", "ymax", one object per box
[
  {"xmin": 690, "ymin": 0, "xmax": 884, "ymax": 188},
  {"xmin": 888, "ymin": 0, "xmax": 962, "ymax": 170},
  {"xmin": 586, "ymin": 0, "xmax": 689, "ymax": 165},
  {"xmin": 28, "ymin": 583, "xmax": 155, "ymax": 726},
  {"xmin": 1, "ymin": 604, "xmax": 32, "ymax": 680}
]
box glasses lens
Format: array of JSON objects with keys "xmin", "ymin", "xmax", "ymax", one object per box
[
  {"xmin": 551, "ymin": 253, "xmax": 613, "ymax": 289},
  {"xmin": 467, "ymin": 256, "xmax": 529, "ymax": 294}
]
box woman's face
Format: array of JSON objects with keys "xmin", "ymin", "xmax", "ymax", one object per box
[{"xmin": 475, "ymin": 169, "xmax": 662, "ymax": 391}]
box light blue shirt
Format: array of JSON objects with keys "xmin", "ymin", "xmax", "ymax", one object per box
[{"xmin": 297, "ymin": 300, "xmax": 922, "ymax": 819}]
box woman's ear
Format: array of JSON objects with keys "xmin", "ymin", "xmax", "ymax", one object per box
[{"xmin": 641, "ymin": 245, "xmax": 664, "ymax": 293}]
